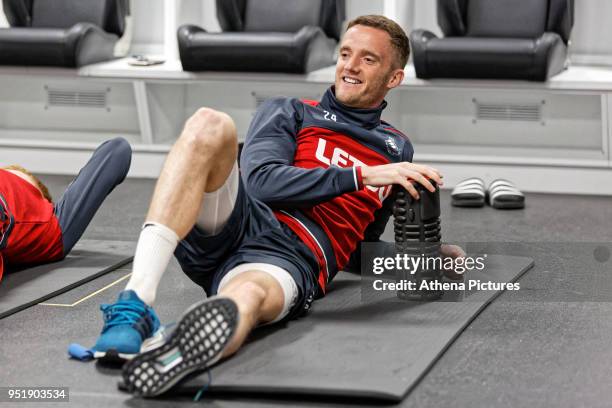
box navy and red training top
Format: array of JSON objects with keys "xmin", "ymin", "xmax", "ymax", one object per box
[{"xmin": 241, "ymin": 86, "xmax": 414, "ymax": 291}]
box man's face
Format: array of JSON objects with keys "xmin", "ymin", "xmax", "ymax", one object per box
[{"xmin": 335, "ymin": 25, "xmax": 404, "ymax": 109}]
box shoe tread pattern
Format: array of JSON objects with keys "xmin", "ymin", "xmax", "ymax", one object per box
[{"xmin": 123, "ymin": 297, "xmax": 238, "ymax": 397}]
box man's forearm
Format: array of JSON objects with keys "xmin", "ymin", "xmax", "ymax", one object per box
[{"xmin": 243, "ymin": 163, "xmax": 361, "ymax": 208}]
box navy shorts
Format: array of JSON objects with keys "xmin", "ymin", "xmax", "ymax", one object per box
[{"xmin": 174, "ymin": 178, "xmax": 319, "ymax": 320}]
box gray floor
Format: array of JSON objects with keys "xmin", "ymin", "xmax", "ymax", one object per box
[{"xmin": 1, "ymin": 175, "xmax": 612, "ymax": 407}]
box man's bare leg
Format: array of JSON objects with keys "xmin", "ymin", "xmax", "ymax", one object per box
[
  {"xmin": 147, "ymin": 108, "xmax": 237, "ymax": 238},
  {"xmin": 121, "ymin": 267, "xmax": 287, "ymax": 397},
  {"xmin": 125, "ymin": 108, "xmax": 238, "ymax": 305},
  {"xmin": 94, "ymin": 108, "xmax": 243, "ymax": 357},
  {"xmin": 217, "ymin": 270, "xmax": 285, "ymax": 357}
]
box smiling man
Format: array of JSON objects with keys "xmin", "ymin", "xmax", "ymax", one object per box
[{"xmin": 91, "ymin": 15, "xmax": 444, "ymax": 396}]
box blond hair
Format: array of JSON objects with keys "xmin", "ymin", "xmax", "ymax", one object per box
[{"xmin": 2, "ymin": 165, "xmax": 53, "ymax": 202}]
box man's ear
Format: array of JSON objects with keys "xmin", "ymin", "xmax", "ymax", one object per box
[{"xmin": 387, "ymin": 68, "xmax": 405, "ymax": 90}]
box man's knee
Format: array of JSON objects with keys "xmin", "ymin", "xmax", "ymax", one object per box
[
  {"xmin": 98, "ymin": 137, "xmax": 132, "ymax": 180},
  {"xmin": 220, "ymin": 272, "xmax": 284, "ymax": 310},
  {"xmin": 232, "ymin": 280, "xmax": 268, "ymax": 300},
  {"xmin": 182, "ymin": 108, "xmax": 237, "ymax": 157}
]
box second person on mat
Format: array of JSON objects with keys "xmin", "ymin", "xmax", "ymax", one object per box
[
  {"xmin": 0, "ymin": 138, "xmax": 132, "ymax": 283},
  {"xmin": 93, "ymin": 15, "xmax": 459, "ymax": 396}
]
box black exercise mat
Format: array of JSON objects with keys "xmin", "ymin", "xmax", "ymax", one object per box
[
  {"xmin": 179, "ymin": 255, "xmax": 533, "ymax": 402},
  {"xmin": 0, "ymin": 240, "xmax": 134, "ymax": 319}
]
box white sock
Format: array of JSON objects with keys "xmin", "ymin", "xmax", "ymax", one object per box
[{"xmin": 125, "ymin": 222, "xmax": 179, "ymax": 305}]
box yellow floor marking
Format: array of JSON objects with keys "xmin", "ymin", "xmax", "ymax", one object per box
[{"xmin": 39, "ymin": 273, "xmax": 132, "ymax": 307}]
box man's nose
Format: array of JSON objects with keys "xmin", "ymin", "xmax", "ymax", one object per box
[{"xmin": 344, "ymin": 55, "xmax": 360, "ymax": 73}]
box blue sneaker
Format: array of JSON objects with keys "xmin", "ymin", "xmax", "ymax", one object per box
[{"xmin": 93, "ymin": 290, "xmax": 160, "ymax": 360}]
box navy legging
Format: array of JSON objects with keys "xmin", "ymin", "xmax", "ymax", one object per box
[{"xmin": 54, "ymin": 138, "xmax": 132, "ymax": 255}]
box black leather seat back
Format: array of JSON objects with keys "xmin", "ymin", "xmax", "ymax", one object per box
[
  {"xmin": 437, "ymin": 0, "xmax": 468, "ymax": 37},
  {"xmin": 437, "ymin": 0, "xmax": 573, "ymax": 43},
  {"xmin": 2, "ymin": 0, "xmax": 129, "ymax": 36},
  {"xmin": 466, "ymin": 0, "xmax": 548, "ymax": 38},
  {"xmin": 2, "ymin": 0, "xmax": 34, "ymax": 26},
  {"xmin": 546, "ymin": 0, "xmax": 573, "ymax": 43},
  {"xmin": 216, "ymin": 0, "xmax": 344, "ymax": 40},
  {"xmin": 244, "ymin": 0, "xmax": 322, "ymax": 33}
]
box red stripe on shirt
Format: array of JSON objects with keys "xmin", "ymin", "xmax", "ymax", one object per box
[{"xmin": 274, "ymin": 210, "xmax": 329, "ymax": 293}]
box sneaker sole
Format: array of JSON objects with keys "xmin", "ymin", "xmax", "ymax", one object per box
[
  {"xmin": 122, "ymin": 297, "xmax": 238, "ymax": 397},
  {"xmin": 95, "ymin": 350, "xmax": 137, "ymax": 363}
]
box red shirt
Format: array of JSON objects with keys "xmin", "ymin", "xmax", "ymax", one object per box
[{"xmin": 0, "ymin": 170, "xmax": 64, "ymax": 281}]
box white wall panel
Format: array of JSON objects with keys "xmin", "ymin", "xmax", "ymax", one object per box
[
  {"xmin": 130, "ymin": 0, "xmax": 221, "ymax": 55},
  {"xmin": 0, "ymin": 2, "xmax": 7, "ymax": 28},
  {"xmin": 198, "ymin": 0, "xmax": 222, "ymax": 32},
  {"xmin": 131, "ymin": 0, "xmax": 164, "ymax": 54},
  {"xmin": 411, "ymin": 0, "xmax": 441, "ymax": 36},
  {"xmin": 347, "ymin": 0, "xmax": 385, "ymax": 19},
  {"xmin": 572, "ymin": 0, "xmax": 612, "ymax": 58},
  {"xmin": 383, "ymin": 0, "xmax": 413, "ymax": 35},
  {"xmin": 176, "ymin": 0, "xmax": 219, "ymax": 31}
]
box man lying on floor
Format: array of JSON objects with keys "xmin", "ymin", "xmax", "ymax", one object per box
[
  {"xmin": 0, "ymin": 138, "xmax": 131, "ymax": 282},
  {"xmin": 92, "ymin": 16, "xmax": 460, "ymax": 396}
]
